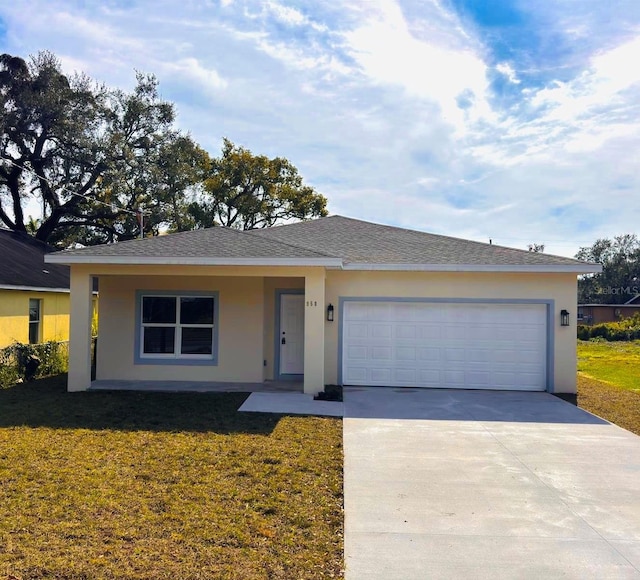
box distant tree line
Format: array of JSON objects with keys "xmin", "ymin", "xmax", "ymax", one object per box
[
  {"xmin": 576, "ymin": 235, "xmax": 640, "ymax": 304},
  {"xmin": 0, "ymin": 51, "xmax": 327, "ymax": 248}
]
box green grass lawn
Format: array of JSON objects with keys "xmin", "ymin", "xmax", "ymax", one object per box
[
  {"xmin": 0, "ymin": 376, "xmax": 343, "ymax": 580},
  {"xmin": 577, "ymin": 339, "xmax": 640, "ymax": 436},
  {"xmin": 577, "ymin": 339, "xmax": 640, "ymax": 391}
]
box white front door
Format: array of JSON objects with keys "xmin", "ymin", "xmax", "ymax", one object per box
[{"xmin": 279, "ymin": 294, "xmax": 305, "ymax": 375}]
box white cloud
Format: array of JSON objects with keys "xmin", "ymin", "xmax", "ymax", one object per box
[
  {"xmin": 496, "ymin": 62, "xmax": 520, "ymax": 84},
  {"xmin": 0, "ymin": 0, "xmax": 639, "ymax": 259},
  {"xmin": 265, "ymin": 1, "xmax": 307, "ymax": 27},
  {"xmin": 162, "ymin": 58, "xmax": 228, "ymax": 93},
  {"xmin": 343, "ymin": 0, "xmax": 492, "ymax": 132}
]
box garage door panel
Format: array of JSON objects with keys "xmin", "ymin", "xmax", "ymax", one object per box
[
  {"xmin": 468, "ymin": 349, "xmax": 492, "ymax": 363},
  {"xmin": 346, "ymin": 346, "xmax": 368, "ymax": 360},
  {"xmin": 444, "ymin": 348, "xmax": 466, "ymax": 362},
  {"xmin": 396, "ymin": 324, "xmax": 417, "ymax": 339},
  {"xmin": 419, "ymin": 369, "xmax": 441, "ymax": 383},
  {"xmin": 418, "ymin": 325, "xmax": 441, "ymax": 339},
  {"xmin": 371, "ymin": 324, "xmax": 392, "ymax": 338},
  {"xmin": 396, "ymin": 347, "xmax": 417, "ymax": 361},
  {"xmin": 370, "ymin": 368, "xmax": 392, "ymax": 383},
  {"xmin": 466, "ymin": 372, "xmax": 491, "ymax": 387},
  {"xmin": 518, "ymin": 350, "xmax": 543, "ymax": 362},
  {"xmin": 468, "ymin": 325, "xmax": 496, "ymax": 340},
  {"xmin": 371, "ymin": 346, "xmax": 392, "ymax": 360},
  {"xmin": 395, "ymin": 368, "xmax": 416, "ymax": 383},
  {"xmin": 342, "ymin": 301, "xmax": 547, "ymax": 391},
  {"xmin": 345, "ymin": 366, "xmax": 368, "ymax": 382},
  {"xmin": 519, "ymin": 327, "xmax": 543, "ymax": 340},
  {"xmin": 418, "ymin": 347, "xmax": 441, "ymax": 361},
  {"xmin": 347, "ymin": 323, "xmax": 368, "ymax": 338},
  {"xmin": 493, "ymin": 349, "xmax": 518, "ymax": 362},
  {"xmin": 395, "ymin": 304, "xmax": 418, "ymax": 321},
  {"xmin": 369, "ymin": 303, "xmax": 392, "ymax": 319},
  {"xmin": 442, "ymin": 326, "xmax": 469, "ymax": 340},
  {"xmin": 444, "ymin": 369, "xmax": 465, "ymax": 383}
]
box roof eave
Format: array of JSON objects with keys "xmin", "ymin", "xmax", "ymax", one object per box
[
  {"xmin": 44, "ymin": 255, "xmax": 344, "ymax": 267},
  {"xmin": 342, "ymin": 263, "xmax": 602, "ymax": 273},
  {"xmin": 0, "ymin": 284, "xmax": 70, "ymax": 293}
]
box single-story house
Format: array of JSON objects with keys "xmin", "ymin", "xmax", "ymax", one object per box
[
  {"xmin": 0, "ymin": 228, "xmax": 74, "ymax": 348},
  {"xmin": 46, "ymin": 216, "xmax": 600, "ymax": 395},
  {"xmin": 578, "ymin": 296, "xmax": 640, "ymax": 325}
]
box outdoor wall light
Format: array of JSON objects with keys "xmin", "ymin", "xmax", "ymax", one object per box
[
  {"xmin": 560, "ymin": 309, "xmax": 570, "ymax": 327},
  {"xmin": 327, "ymin": 303, "xmax": 334, "ymax": 322}
]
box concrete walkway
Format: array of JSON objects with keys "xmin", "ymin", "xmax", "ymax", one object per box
[{"xmin": 344, "ymin": 387, "xmax": 640, "ymax": 579}]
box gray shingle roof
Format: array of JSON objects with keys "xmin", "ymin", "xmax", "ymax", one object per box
[
  {"xmin": 0, "ymin": 229, "xmax": 70, "ymax": 289},
  {"xmin": 53, "ymin": 225, "xmax": 334, "ymax": 259},
  {"xmin": 47, "ymin": 215, "xmax": 598, "ymax": 270},
  {"xmin": 248, "ymin": 216, "xmax": 590, "ymax": 267}
]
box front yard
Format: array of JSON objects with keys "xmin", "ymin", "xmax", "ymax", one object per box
[
  {"xmin": 0, "ymin": 376, "xmax": 343, "ymax": 579},
  {"xmin": 577, "ymin": 339, "xmax": 640, "ymax": 436},
  {"xmin": 2, "ymin": 340, "xmax": 638, "ymax": 578}
]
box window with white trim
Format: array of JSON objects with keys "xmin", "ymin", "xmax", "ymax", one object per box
[
  {"xmin": 29, "ymin": 298, "xmax": 41, "ymax": 344},
  {"xmin": 140, "ymin": 295, "xmax": 215, "ymax": 359}
]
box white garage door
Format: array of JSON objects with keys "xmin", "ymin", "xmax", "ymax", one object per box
[{"xmin": 342, "ymin": 301, "xmax": 547, "ymax": 391}]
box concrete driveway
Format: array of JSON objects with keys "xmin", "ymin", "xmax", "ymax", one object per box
[{"xmin": 344, "ymin": 387, "xmax": 640, "ymax": 579}]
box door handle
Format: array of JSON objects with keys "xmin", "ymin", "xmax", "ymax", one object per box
[{"xmin": 281, "ymin": 337, "xmax": 286, "ymax": 345}]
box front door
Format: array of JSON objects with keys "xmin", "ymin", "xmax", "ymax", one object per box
[{"xmin": 279, "ymin": 294, "xmax": 304, "ymax": 376}]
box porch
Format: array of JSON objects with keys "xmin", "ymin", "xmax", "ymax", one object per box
[
  {"xmin": 89, "ymin": 379, "xmax": 303, "ymax": 393},
  {"xmin": 67, "ymin": 264, "xmax": 329, "ymax": 395}
]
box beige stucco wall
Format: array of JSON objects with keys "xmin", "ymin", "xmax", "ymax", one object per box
[
  {"xmin": 324, "ymin": 270, "xmax": 578, "ymax": 393},
  {"xmin": 97, "ymin": 274, "xmax": 265, "ymax": 383},
  {"xmin": 73, "ymin": 263, "xmax": 578, "ymax": 394},
  {"xmin": 0, "ymin": 289, "xmax": 71, "ymax": 348}
]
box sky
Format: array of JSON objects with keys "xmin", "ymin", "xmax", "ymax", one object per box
[{"xmin": 0, "ymin": 0, "xmax": 639, "ymax": 257}]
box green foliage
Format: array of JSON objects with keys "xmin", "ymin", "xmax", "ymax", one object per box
[
  {"xmin": 0, "ymin": 363, "xmax": 20, "ymax": 389},
  {"xmin": 0, "ymin": 52, "xmax": 329, "ymax": 245},
  {"xmin": 0, "ymin": 341, "xmax": 68, "ymax": 387},
  {"xmin": 187, "ymin": 138, "xmax": 328, "ymax": 231},
  {"xmin": 576, "ymin": 234, "xmax": 640, "ymax": 304},
  {"xmin": 577, "ymin": 313, "xmax": 640, "ymax": 341},
  {"xmin": 0, "ymin": 51, "xmax": 206, "ymax": 246}
]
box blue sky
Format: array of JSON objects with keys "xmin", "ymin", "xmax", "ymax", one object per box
[{"xmin": 1, "ymin": 0, "xmax": 639, "ymax": 257}]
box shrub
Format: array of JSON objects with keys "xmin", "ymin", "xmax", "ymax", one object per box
[
  {"xmin": 578, "ymin": 313, "xmax": 640, "ymax": 342},
  {"xmin": 577, "ymin": 325, "xmax": 591, "ymax": 341},
  {"xmin": 0, "ymin": 340, "xmax": 69, "ymax": 387}
]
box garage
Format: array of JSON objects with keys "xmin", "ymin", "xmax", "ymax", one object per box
[{"xmin": 341, "ymin": 300, "xmax": 548, "ymax": 391}]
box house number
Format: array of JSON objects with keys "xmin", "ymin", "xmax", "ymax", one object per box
[{"xmin": 306, "ymin": 301, "xmax": 317, "ymax": 307}]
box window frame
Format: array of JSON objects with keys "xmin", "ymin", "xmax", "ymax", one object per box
[
  {"xmin": 134, "ymin": 290, "xmax": 219, "ymax": 366},
  {"xmin": 28, "ymin": 298, "xmax": 42, "ymax": 344}
]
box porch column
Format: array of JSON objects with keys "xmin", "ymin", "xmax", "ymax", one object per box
[
  {"xmin": 68, "ymin": 267, "xmax": 93, "ymax": 392},
  {"xmin": 303, "ymin": 269, "xmax": 325, "ymax": 395}
]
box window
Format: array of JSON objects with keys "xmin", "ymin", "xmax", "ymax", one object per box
[
  {"xmin": 138, "ymin": 293, "xmax": 217, "ymax": 362},
  {"xmin": 29, "ymin": 299, "xmax": 41, "ymax": 344}
]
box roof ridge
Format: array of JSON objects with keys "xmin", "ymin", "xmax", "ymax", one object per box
[
  {"xmin": 324, "ymin": 215, "xmax": 590, "ymax": 265},
  {"xmin": 243, "ymin": 225, "xmax": 342, "ymax": 259}
]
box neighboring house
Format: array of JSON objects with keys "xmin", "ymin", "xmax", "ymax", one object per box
[
  {"xmin": 46, "ymin": 216, "xmax": 600, "ymax": 395},
  {"xmin": 578, "ymin": 296, "xmax": 640, "ymax": 325},
  {"xmin": 0, "ymin": 229, "xmax": 73, "ymax": 348}
]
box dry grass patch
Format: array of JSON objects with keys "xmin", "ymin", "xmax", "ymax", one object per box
[
  {"xmin": 0, "ymin": 376, "xmax": 343, "ymax": 579},
  {"xmin": 577, "ymin": 374, "xmax": 640, "ymax": 436}
]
